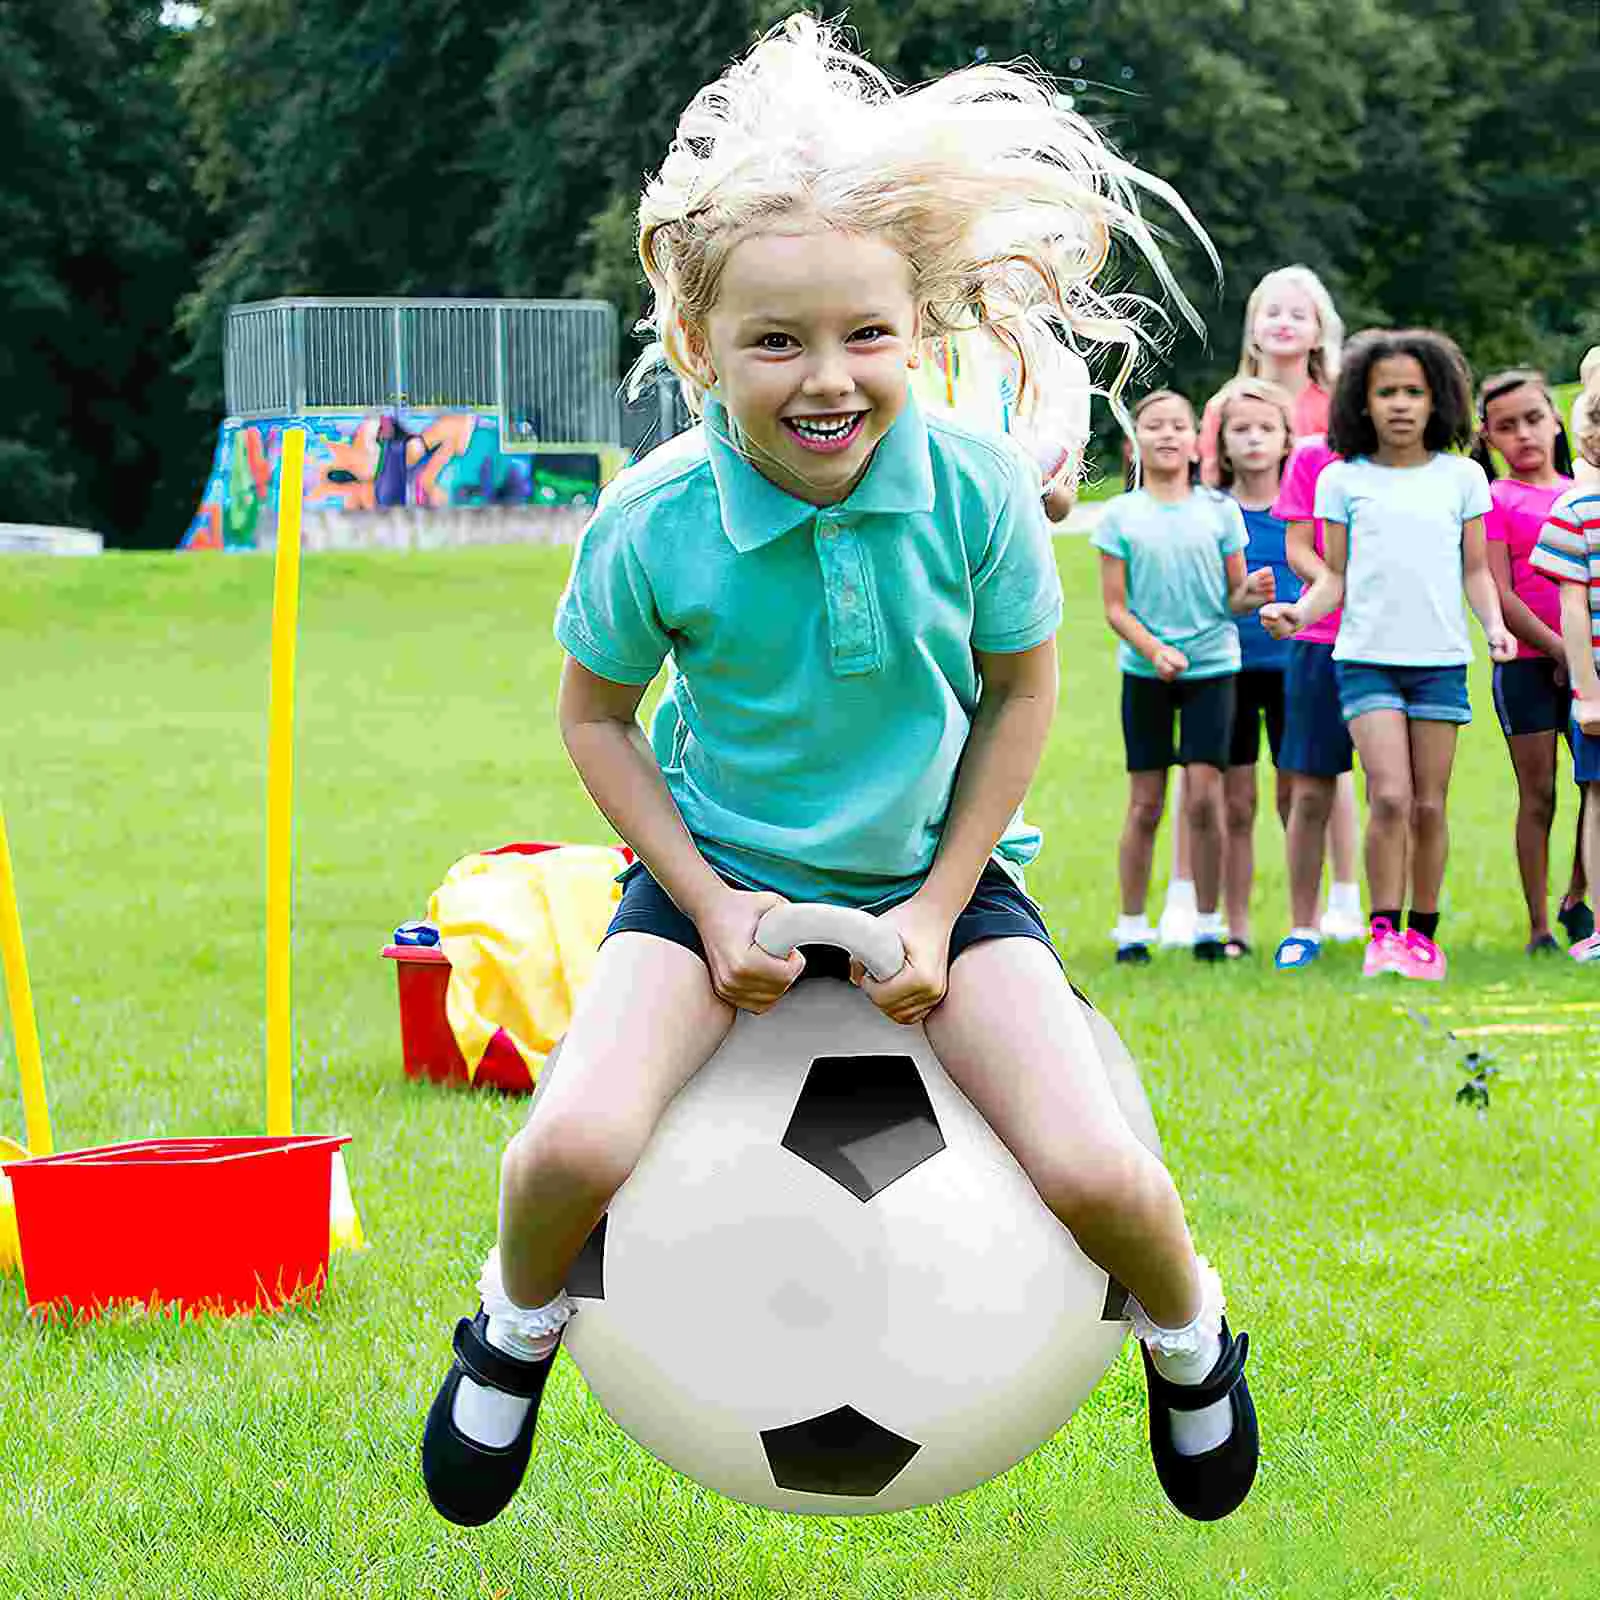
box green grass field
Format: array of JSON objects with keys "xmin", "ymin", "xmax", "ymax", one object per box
[{"xmin": 2, "ymin": 543, "xmax": 1597, "ymax": 1599}]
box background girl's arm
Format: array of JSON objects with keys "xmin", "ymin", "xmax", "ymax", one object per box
[
  {"xmin": 1461, "ymin": 516, "xmax": 1515, "ymax": 661},
  {"xmin": 1284, "ymin": 518, "xmax": 1324, "ymax": 584},
  {"xmin": 1225, "ymin": 549, "xmax": 1275, "ymax": 613},
  {"xmin": 1485, "ymin": 540, "xmax": 1564, "ymax": 662},
  {"xmin": 1262, "ymin": 520, "xmax": 1345, "ymax": 637},
  {"xmin": 864, "ymin": 639, "xmax": 1058, "ymax": 1027},
  {"xmin": 1099, "ymin": 553, "xmax": 1187, "ymax": 679},
  {"xmin": 557, "ymin": 657, "xmax": 802, "ymax": 1008},
  {"xmin": 1558, "ymin": 580, "xmax": 1600, "ymax": 732}
]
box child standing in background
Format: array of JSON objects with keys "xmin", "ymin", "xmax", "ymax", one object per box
[
  {"xmin": 1270, "ymin": 435, "xmax": 1366, "ymax": 968},
  {"xmin": 1263, "ymin": 329, "xmax": 1515, "ymax": 980},
  {"xmin": 1212, "ymin": 378, "xmax": 1298, "ymax": 956},
  {"xmin": 1472, "ymin": 369, "xmax": 1590, "ymax": 953},
  {"xmin": 1532, "ymin": 379, "xmax": 1600, "ymax": 961},
  {"xmin": 1096, "ymin": 390, "xmax": 1275, "ymax": 963},
  {"xmin": 1161, "ymin": 264, "xmax": 1346, "ymax": 943},
  {"xmin": 1197, "ymin": 264, "xmax": 1342, "ymax": 489}
]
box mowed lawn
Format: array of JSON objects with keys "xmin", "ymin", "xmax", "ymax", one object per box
[{"xmin": 1, "ymin": 541, "xmax": 1596, "ymax": 1599}]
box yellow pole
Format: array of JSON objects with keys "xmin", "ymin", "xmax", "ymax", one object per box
[
  {"xmin": 265, "ymin": 429, "xmax": 306, "ymax": 1139},
  {"xmin": 0, "ymin": 805, "xmax": 51, "ymax": 1156}
]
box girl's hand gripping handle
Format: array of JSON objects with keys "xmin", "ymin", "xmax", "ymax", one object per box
[{"xmin": 754, "ymin": 903, "xmax": 907, "ymax": 982}]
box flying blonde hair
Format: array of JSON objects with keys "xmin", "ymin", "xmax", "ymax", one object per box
[
  {"xmin": 1210, "ymin": 375, "xmax": 1295, "ymax": 489},
  {"xmin": 1236, "ymin": 265, "xmax": 1343, "ymax": 388},
  {"xmin": 633, "ymin": 13, "xmax": 1216, "ymax": 487}
]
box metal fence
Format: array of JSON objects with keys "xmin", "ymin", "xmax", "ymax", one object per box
[{"xmin": 223, "ymin": 298, "xmax": 621, "ymax": 448}]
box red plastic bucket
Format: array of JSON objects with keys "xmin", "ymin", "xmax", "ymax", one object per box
[
  {"xmin": 3, "ymin": 1134, "xmax": 350, "ymax": 1318},
  {"xmin": 384, "ymin": 841, "xmax": 631, "ymax": 1095}
]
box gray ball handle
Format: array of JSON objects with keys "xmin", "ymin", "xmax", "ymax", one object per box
[{"xmin": 753, "ymin": 903, "xmax": 906, "ymax": 982}]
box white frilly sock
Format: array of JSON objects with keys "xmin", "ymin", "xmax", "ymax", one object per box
[
  {"xmin": 1128, "ymin": 1256, "xmax": 1234, "ymax": 1457},
  {"xmin": 450, "ymin": 1247, "xmax": 575, "ymax": 1450}
]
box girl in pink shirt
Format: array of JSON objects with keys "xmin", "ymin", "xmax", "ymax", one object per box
[
  {"xmin": 1197, "ymin": 265, "xmax": 1343, "ymax": 490},
  {"xmin": 1472, "ymin": 369, "xmax": 1589, "ymax": 952}
]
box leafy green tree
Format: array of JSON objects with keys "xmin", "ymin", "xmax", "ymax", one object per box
[{"xmin": 0, "ymin": 1, "xmax": 211, "ymax": 546}]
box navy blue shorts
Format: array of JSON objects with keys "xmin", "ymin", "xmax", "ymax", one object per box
[
  {"xmin": 604, "ymin": 858, "xmax": 1063, "ymax": 979},
  {"xmin": 1493, "ymin": 657, "xmax": 1568, "ymax": 738},
  {"xmin": 1336, "ymin": 661, "xmax": 1471, "ymax": 725},
  {"xmin": 1229, "ymin": 667, "xmax": 1286, "ymax": 768},
  {"xmin": 1279, "ymin": 640, "xmax": 1354, "ymax": 778},
  {"xmin": 1573, "ymin": 715, "xmax": 1600, "ymax": 785}
]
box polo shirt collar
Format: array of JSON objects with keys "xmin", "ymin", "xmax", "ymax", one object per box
[{"xmin": 704, "ymin": 393, "xmax": 935, "ymax": 553}]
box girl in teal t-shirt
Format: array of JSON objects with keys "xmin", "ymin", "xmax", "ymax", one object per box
[
  {"xmin": 420, "ymin": 16, "xmax": 1259, "ymax": 1530},
  {"xmin": 1093, "ymin": 390, "xmax": 1274, "ymax": 962}
]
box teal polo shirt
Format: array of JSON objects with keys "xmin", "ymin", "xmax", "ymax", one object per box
[{"xmin": 554, "ymin": 395, "xmax": 1062, "ymax": 907}]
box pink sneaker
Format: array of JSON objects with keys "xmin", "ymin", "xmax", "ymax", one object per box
[
  {"xmin": 1361, "ymin": 918, "xmax": 1407, "ymax": 977},
  {"xmin": 1398, "ymin": 928, "xmax": 1447, "ymax": 981},
  {"xmin": 1570, "ymin": 932, "xmax": 1600, "ymax": 963}
]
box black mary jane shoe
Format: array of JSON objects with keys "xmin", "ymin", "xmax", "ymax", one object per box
[
  {"xmin": 421, "ymin": 1308, "xmax": 559, "ymax": 1526},
  {"xmin": 1139, "ymin": 1316, "xmax": 1259, "ymax": 1522}
]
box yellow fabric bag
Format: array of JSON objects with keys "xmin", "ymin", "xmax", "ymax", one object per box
[{"xmin": 428, "ymin": 845, "xmax": 628, "ymax": 1083}]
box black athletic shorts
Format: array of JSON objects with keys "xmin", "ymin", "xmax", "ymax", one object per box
[
  {"xmin": 603, "ymin": 857, "xmax": 1063, "ymax": 978},
  {"xmin": 1120, "ymin": 671, "xmax": 1236, "ymax": 772},
  {"xmin": 1493, "ymin": 657, "xmax": 1570, "ymax": 739},
  {"xmin": 1229, "ymin": 667, "xmax": 1287, "ymax": 768}
]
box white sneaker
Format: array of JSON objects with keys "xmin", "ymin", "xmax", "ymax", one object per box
[
  {"xmin": 1320, "ymin": 905, "xmax": 1367, "ymax": 942},
  {"xmin": 1158, "ymin": 903, "xmax": 1197, "ymax": 948}
]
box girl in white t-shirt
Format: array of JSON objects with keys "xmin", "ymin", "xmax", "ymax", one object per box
[{"xmin": 1263, "ymin": 328, "xmax": 1514, "ymax": 981}]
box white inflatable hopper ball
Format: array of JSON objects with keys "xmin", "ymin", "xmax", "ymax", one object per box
[{"xmin": 553, "ymin": 903, "xmax": 1163, "ymax": 1515}]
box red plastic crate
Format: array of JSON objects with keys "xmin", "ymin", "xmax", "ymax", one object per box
[
  {"xmin": 3, "ymin": 1134, "xmax": 350, "ymax": 1318},
  {"xmin": 383, "ymin": 841, "xmax": 630, "ymax": 1095}
]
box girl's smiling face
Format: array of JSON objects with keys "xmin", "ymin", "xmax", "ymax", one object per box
[
  {"xmin": 1251, "ymin": 283, "xmax": 1319, "ymax": 364},
  {"xmin": 1482, "ymin": 382, "xmax": 1561, "ymax": 481},
  {"xmin": 1367, "ymin": 354, "xmax": 1432, "ymax": 452},
  {"xmin": 1221, "ymin": 395, "xmax": 1288, "ymax": 478},
  {"xmin": 699, "ymin": 227, "xmax": 918, "ymax": 506}
]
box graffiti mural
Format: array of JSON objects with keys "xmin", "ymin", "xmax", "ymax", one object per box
[{"xmin": 182, "ymin": 410, "xmax": 615, "ymax": 550}]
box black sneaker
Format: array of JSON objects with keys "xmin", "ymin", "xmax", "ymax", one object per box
[
  {"xmin": 1558, "ymin": 899, "xmax": 1596, "ymax": 945},
  {"xmin": 1140, "ymin": 1316, "xmax": 1258, "ymax": 1521},
  {"xmin": 1193, "ymin": 938, "xmax": 1227, "ymax": 963},
  {"xmin": 421, "ymin": 1308, "xmax": 559, "ymax": 1526},
  {"xmin": 1526, "ymin": 933, "xmax": 1562, "ymax": 956},
  {"xmin": 1116, "ymin": 942, "xmax": 1153, "ymax": 966}
]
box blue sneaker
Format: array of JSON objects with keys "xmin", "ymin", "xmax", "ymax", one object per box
[{"xmin": 1274, "ymin": 932, "xmax": 1322, "ymax": 970}]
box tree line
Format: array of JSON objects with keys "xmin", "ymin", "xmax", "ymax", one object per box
[{"xmin": 2, "ymin": 0, "xmax": 1595, "ymax": 547}]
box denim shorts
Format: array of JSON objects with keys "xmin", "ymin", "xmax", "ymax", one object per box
[
  {"xmin": 1334, "ymin": 661, "xmax": 1471, "ymax": 725},
  {"xmin": 604, "ymin": 858, "xmax": 1063, "ymax": 978}
]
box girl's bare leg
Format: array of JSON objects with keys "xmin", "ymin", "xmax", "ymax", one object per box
[
  {"xmin": 498, "ymin": 933, "xmax": 734, "ymax": 1306},
  {"xmin": 1183, "ymin": 763, "xmax": 1226, "ymax": 917},
  {"xmin": 1347, "ymin": 711, "xmax": 1414, "ymax": 913},
  {"xmin": 1406, "ymin": 721, "xmax": 1460, "ymax": 915},
  {"xmin": 925, "ymin": 938, "xmax": 1201, "ymax": 1326},
  {"xmin": 1119, "ymin": 770, "xmax": 1169, "ymax": 920},
  {"xmin": 1284, "ymin": 773, "xmax": 1335, "ymax": 930},
  {"xmin": 1222, "ymin": 764, "xmax": 1259, "ymax": 941},
  {"xmin": 1328, "ymin": 770, "xmax": 1360, "ymax": 884},
  {"xmin": 1505, "ymin": 731, "xmax": 1557, "ymax": 939}
]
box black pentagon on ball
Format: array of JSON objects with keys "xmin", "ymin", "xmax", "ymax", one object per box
[
  {"xmin": 780, "ymin": 1055, "xmax": 945, "ymax": 1202},
  {"xmin": 761, "ymin": 1404, "xmax": 921, "ymax": 1496}
]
